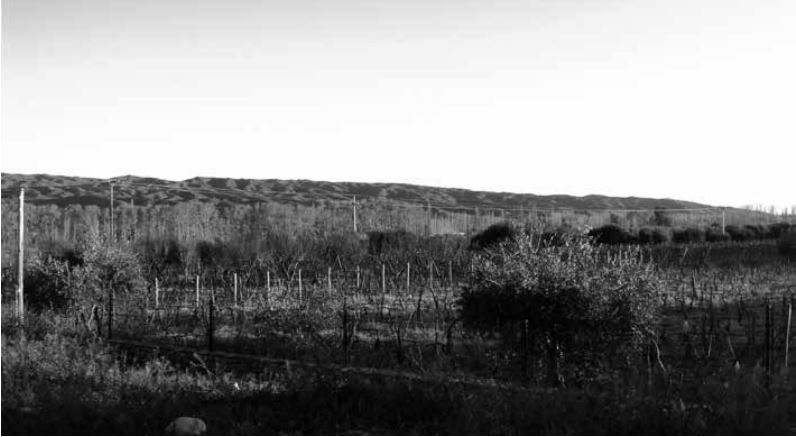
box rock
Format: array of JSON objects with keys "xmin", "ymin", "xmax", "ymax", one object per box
[{"xmin": 165, "ymin": 417, "xmax": 207, "ymax": 435}]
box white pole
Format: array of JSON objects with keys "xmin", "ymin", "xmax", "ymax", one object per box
[
  {"xmin": 327, "ymin": 267, "xmax": 332, "ymax": 295},
  {"xmin": 234, "ymin": 273, "xmax": 238, "ymax": 306},
  {"xmin": 155, "ymin": 278, "xmax": 160, "ymax": 308},
  {"xmin": 298, "ymin": 269, "xmax": 303, "ymax": 301},
  {"xmin": 407, "ymin": 262, "xmax": 411, "ymax": 292},
  {"xmin": 353, "ymin": 196, "xmax": 358, "ymax": 233},
  {"xmin": 109, "ymin": 182, "xmax": 114, "ymax": 245},
  {"xmin": 382, "ymin": 263, "xmax": 386, "ymax": 295},
  {"xmin": 195, "ymin": 275, "xmax": 200, "ymax": 308},
  {"xmin": 18, "ymin": 188, "xmax": 25, "ymax": 324}
]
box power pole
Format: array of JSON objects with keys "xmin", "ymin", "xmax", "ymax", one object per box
[{"xmin": 18, "ymin": 188, "xmax": 25, "ymax": 324}]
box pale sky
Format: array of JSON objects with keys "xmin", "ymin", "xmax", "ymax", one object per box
[{"xmin": 2, "ymin": 0, "xmax": 794, "ymax": 210}]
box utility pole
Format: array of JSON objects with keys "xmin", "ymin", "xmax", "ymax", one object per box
[
  {"xmin": 18, "ymin": 188, "xmax": 25, "ymax": 324},
  {"xmin": 353, "ymin": 195, "xmax": 358, "ymax": 233}
]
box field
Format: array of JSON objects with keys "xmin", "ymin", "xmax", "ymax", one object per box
[{"xmin": 3, "ymin": 230, "xmax": 795, "ymax": 434}]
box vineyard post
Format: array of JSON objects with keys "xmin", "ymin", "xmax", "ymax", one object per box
[
  {"xmin": 406, "ymin": 262, "xmax": 411, "ymax": 293},
  {"xmin": 381, "ymin": 263, "xmax": 386, "ymax": 296},
  {"xmin": 155, "ymin": 278, "xmax": 159, "ymax": 308},
  {"xmin": 234, "ymin": 273, "xmax": 238, "ymax": 307},
  {"xmin": 785, "ymin": 296, "xmax": 792, "ymax": 372},
  {"xmin": 448, "ymin": 260, "xmax": 453, "ymax": 291},
  {"xmin": 266, "ymin": 270, "xmax": 271, "ymax": 301},
  {"xmin": 327, "ymin": 267, "xmax": 332, "ymax": 296},
  {"xmin": 721, "ymin": 208, "xmax": 726, "ymax": 234},
  {"xmin": 356, "ymin": 265, "xmax": 361, "ymax": 291},
  {"xmin": 195, "ymin": 275, "xmax": 200, "ymax": 309},
  {"xmin": 17, "ymin": 187, "xmax": 24, "ymax": 325},
  {"xmin": 765, "ymin": 301, "xmax": 771, "ymax": 387},
  {"xmin": 207, "ymin": 297, "xmax": 215, "ymax": 352},
  {"xmin": 107, "ymin": 286, "xmax": 113, "ymax": 340},
  {"xmin": 298, "ymin": 269, "xmax": 303, "ymax": 301}
]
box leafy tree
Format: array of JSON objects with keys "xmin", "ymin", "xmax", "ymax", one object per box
[{"xmin": 459, "ymin": 229, "xmax": 661, "ymax": 386}]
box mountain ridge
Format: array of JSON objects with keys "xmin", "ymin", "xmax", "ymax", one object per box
[{"xmin": 1, "ymin": 172, "xmax": 712, "ymax": 211}]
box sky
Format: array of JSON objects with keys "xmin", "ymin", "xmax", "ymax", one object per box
[{"xmin": 2, "ymin": 0, "xmax": 795, "ymax": 210}]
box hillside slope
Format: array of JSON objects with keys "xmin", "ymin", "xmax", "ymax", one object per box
[{"xmin": 1, "ymin": 173, "xmax": 710, "ymax": 211}]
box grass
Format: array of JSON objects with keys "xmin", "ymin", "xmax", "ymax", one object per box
[{"xmin": 2, "ymin": 309, "xmax": 793, "ymax": 435}]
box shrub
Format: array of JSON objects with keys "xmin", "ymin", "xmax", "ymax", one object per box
[
  {"xmin": 744, "ymin": 225, "xmax": 768, "ymax": 240},
  {"xmin": 587, "ymin": 224, "xmax": 631, "ymax": 245},
  {"xmin": 777, "ymin": 231, "xmax": 796, "ymax": 259},
  {"xmin": 704, "ymin": 227, "xmax": 731, "ymax": 243},
  {"xmin": 22, "ymin": 256, "xmax": 74, "ymax": 312},
  {"xmin": 638, "ymin": 227, "xmax": 670, "ymax": 245},
  {"xmin": 367, "ymin": 230, "xmax": 418, "ymax": 259},
  {"xmin": 726, "ymin": 225, "xmax": 754, "ymax": 242},
  {"xmin": 651, "ymin": 209, "xmax": 673, "ymax": 227},
  {"xmin": 468, "ymin": 223, "xmax": 515, "ymax": 251},
  {"xmin": 767, "ymin": 222, "xmax": 793, "ymax": 239},
  {"xmin": 672, "ymin": 227, "xmax": 705, "ymax": 244},
  {"xmin": 459, "ymin": 230, "xmax": 660, "ymax": 386}
]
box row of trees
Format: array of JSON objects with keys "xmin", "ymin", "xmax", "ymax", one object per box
[{"xmin": 587, "ymin": 222, "xmax": 794, "ymax": 245}]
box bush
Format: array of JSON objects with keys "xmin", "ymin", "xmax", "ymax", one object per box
[
  {"xmin": 367, "ymin": 230, "xmax": 418, "ymax": 259},
  {"xmin": 767, "ymin": 222, "xmax": 793, "ymax": 239},
  {"xmin": 638, "ymin": 227, "xmax": 671, "ymax": 245},
  {"xmin": 726, "ymin": 225, "xmax": 754, "ymax": 242},
  {"xmin": 468, "ymin": 223, "xmax": 515, "ymax": 251},
  {"xmin": 459, "ymin": 230, "xmax": 660, "ymax": 386},
  {"xmin": 672, "ymin": 227, "xmax": 705, "ymax": 244},
  {"xmin": 777, "ymin": 231, "xmax": 796, "ymax": 259},
  {"xmin": 744, "ymin": 225, "xmax": 768, "ymax": 240},
  {"xmin": 587, "ymin": 224, "xmax": 632, "ymax": 245},
  {"xmin": 704, "ymin": 227, "xmax": 731, "ymax": 243}
]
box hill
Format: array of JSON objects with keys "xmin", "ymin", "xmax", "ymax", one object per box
[{"xmin": 1, "ymin": 172, "xmax": 710, "ymax": 211}]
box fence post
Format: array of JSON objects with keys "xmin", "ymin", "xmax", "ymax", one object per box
[
  {"xmin": 328, "ymin": 266, "xmax": 332, "ymax": 296},
  {"xmin": 407, "ymin": 262, "xmax": 411, "ymax": 293},
  {"xmin": 155, "ymin": 277, "xmax": 160, "ymax": 308},
  {"xmin": 765, "ymin": 301, "xmax": 771, "ymax": 387},
  {"xmin": 207, "ymin": 296, "xmax": 215, "ymax": 352},
  {"xmin": 234, "ymin": 273, "xmax": 238, "ymax": 307},
  {"xmin": 195, "ymin": 275, "xmax": 200, "ymax": 309},
  {"xmin": 448, "ymin": 260, "xmax": 453, "ymax": 291},
  {"xmin": 298, "ymin": 269, "xmax": 303, "ymax": 301},
  {"xmin": 356, "ymin": 265, "xmax": 361, "ymax": 290},
  {"xmin": 107, "ymin": 287, "xmax": 113, "ymax": 340},
  {"xmin": 266, "ymin": 270, "xmax": 271, "ymax": 304},
  {"xmin": 785, "ymin": 296, "xmax": 792, "ymax": 373},
  {"xmin": 382, "ymin": 263, "xmax": 386, "ymax": 296}
]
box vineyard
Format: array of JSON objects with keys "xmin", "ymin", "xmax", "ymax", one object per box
[{"xmin": 3, "ymin": 220, "xmax": 796, "ymax": 434}]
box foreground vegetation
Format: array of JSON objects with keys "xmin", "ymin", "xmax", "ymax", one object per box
[{"xmin": 2, "ymin": 310, "xmax": 792, "ymax": 435}]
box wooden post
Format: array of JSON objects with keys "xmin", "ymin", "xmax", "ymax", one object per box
[
  {"xmin": 785, "ymin": 298, "xmax": 792, "ymax": 372},
  {"xmin": 428, "ymin": 260, "xmax": 433, "ymax": 290},
  {"xmin": 107, "ymin": 286, "xmax": 113, "ymax": 340},
  {"xmin": 765, "ymin": 301, "xmax": 772, "ymax": 386},
  {"xmin": 298, "ymin": 269, "xmax": 303, "ymax": 301},
  {"xmin": 721, "ymin": 208, "xmax": 726, "ymax": 234},
  {"xmin": 17, "ymin": 187, "xmax": 24, "ymax": 324},
  {"xmin": 327, "ymin": 267, "xmax": 332, "ymax": 296},
  {"xmin": 406, "ymin": 262, "xmax": 411, "ymax": 293},
  {"xmin": 356, "ymin": 265, "xmax": 361, "ymax": 289},
  {"xmin": 195, "ymin": 275, "xmax": 200, "ymax": 309},
  {"xmin": 155, "ymin": 278, "xmax": 160, "ymax": 308},
  {"xmin": 207, "ymin": 298, "xmax": 215, "ymax": 352},
  {"xmin": 381, "ymin": 263, "xmax": 386, "ymax": 296},
  {"xmin": 448, "ymin": 260, "xmax": 453, "ymax": 291},
  {"xmin": 233, "ymin": 273, "xmax": 238, "ymax": 306}
]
